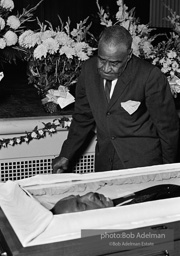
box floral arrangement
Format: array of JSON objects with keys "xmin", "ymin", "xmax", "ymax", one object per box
[
  {"xmin": 0, "ymin": 0, "xmax": 43, "ymax": 64},
  {"xmin": 149, "ymin": 5, "xmax": 180, "ymax": 97},
  {"xmin": 18, "ymin": 17, "xmax": 96, "ymax": 112},
  {"xmin": 96, "ymin": 0, "xmax": 155, "ymax": 58},
  {"xmin": 0, "ymin": 116, "xmax": 71, "ymax": 149}
]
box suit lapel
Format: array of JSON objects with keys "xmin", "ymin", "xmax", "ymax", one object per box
[
  {"xmin": 94, "ymin": 72, "xmax": 109, "ymax": 107},
  {"xmin": 108, "ymin": 62, "xmax": 132, "ymax": 109}
]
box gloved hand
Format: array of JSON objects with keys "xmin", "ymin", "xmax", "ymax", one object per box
[{"xmin": 52, "ymin": 156, "xmax": 69, "ymax": 173}]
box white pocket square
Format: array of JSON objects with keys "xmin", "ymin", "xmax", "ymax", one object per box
[{"xmin": 121, "ymin": 100, "xmax": 141, "ymax": 115}]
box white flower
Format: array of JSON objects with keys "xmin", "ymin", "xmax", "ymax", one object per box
[
  {"xmin": 38, "ymin": 129, "xmax": 44, "ymax": 135},
  {"xmin": 31, "ymin": 132, "xmax": 37, "ymax": 138},
  {"xmin": 132, "ymin": 36, "xmax": 141, "ymax": 56},
  {"xmin": 49, "ymin": 128, "xmax": 55, "ymax": 132},
  {"xmin": 116, "ymin": 0, "xmax": 123, "ymax": 6},
  {"xmin": 16, "ymin": 138, "xmax": 21, "ymax": 144},
  {"xmin": 170, "ymin": 70, "xmax": 175, "ymax": 77},
  {"xmin": 76, "ymin": 51, "xmax": 89, "ymax": 61},
  {"xmin": 167, "ymin": 50, "xmax": 177, "ymax": 59},
  {"xmin": 141, "ymin": 41, "xmax": 153, "ymax": 56},
  {"xmin": 40, "ymin": 30, "xmax": 56, "ymax": 41},
  {"xmin": 137, "ymin": 24, "xmax": 149, "ymax": 34},
  {"xmin": 19, "ymin": 30, "xmax": 34, "ymax": 47},
  {"xmin": 171, "ymin": 60, "xmax": 178, "ymax": 68},
  {"xmin": 64, "ymin": 121, "xmax": 71, "ymax": 127},
  {"xmin": 71, "ymin": 28, "xmax": 79, "ymax": 38},
  {"xmin": 42, "ymin": 38, "xmax": 59, "ymax": 54},
  {"xmin": 7, "ymin": 15, "xmax": 21, "ymax": 30},
  {"xmin": 53, "ymin": 119, "xmax": 60, "ymax": 125},
  {"xmin": 0, "ymin": 38, "xmax": 6, "ymax": 49},
  {"xmin": 34, "ymin": 44, "xmax": 48, "ymax": 59},
  {"xmin": 55, "ymin": 31, "xmax": 73, "ymax": 46},
  {"xmin": 19, "ymin": 31, "xmax": 43, "ymax": 48},
  {"xmin": 9, "ymin": 140, "xmax": 14, "ymax": 145},
  {"xmin": 99, "ymin": 12, "xmax": 113, "ymax": 27},
  {"xmin": 3, "ymin": 30, "xmax": 18, "ymax": 46},
  {"xmin": 24, "ymin": 137, "xmax": 29, "ymax": 142},
  {"xmin": 60, "ymin": 45, "xmax": 75, "ymax": 58},
  {"xmin": 121, "ymin": 20, "xmax": 131, "ymax": 31},
  {"xmin": 0, "ymin": 17, "xmax": 5, "ymax": 30},
  {"xmin": 1, "ymin": 0, "xmax": 14, "ymax": 10}
]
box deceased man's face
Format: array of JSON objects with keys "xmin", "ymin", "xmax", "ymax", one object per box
[{"xmin": 51, "ymin": 192, "xmax": 114, "ymax": 214}]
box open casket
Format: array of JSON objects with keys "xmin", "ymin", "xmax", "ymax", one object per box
[{"xmin": 1, "ymin": 163, "xmax": 180, "ymax": 256}]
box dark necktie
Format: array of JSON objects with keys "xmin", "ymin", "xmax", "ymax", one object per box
[{"xmin": 105, "ymin": 79, "xmax": 112, "ymax": 103}]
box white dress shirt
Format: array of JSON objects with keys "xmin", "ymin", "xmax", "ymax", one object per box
[{"xmin": 104, "ymin": 79, "xmax": 118, "ymax": 98}]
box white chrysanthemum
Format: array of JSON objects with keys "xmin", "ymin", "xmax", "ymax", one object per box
[
  {"xmin": 76, "ymin": 51, "xmax": 89, "ymax": 61},
  {"xmin": 40, "ymin": 30, "xmax": 56, "ymax": 41},
  {"xmin": 34, "ymin": 44, "xmax": 48, "ymax": 59},
  {"xmin": 30, "ymin": 32, "xmax": 42, "ymax": 46},
  {"xmin": 42, "ymin": 38, "xmax": 59, "ymax": 54},
  {"xmin": 7, "ymin": 15, "xmax": 20, "ymax": 30},
  {"xmin": 60, "ymin": 45, "xmax": 75, "ymax": 58},
  {"xmin": 20, "ymin": 32, "xmax": 42, "ymax": 48},
  {"xmin": 1, "ymin": 0, "xmax": 14, "ymax": 10},
  {"xmin": 0, "ymin": 38, "xmax": 6, "ymax": 49},
  {"xmin": 0, "ymin": 17, "xmax": 5, "ymax": 30},
  {"xmin": 19, "ymin": 30, "xmax": 34, "ymax": 46},
  {"xmin": 74, "ymin": 42, "xmax": 90, "ymax": 60},
  {"xmin": 55, "ymin": 31, "xmax": 73, "ymax": 46},
  {"xmin": 74, "ymin": 42, "xmax": 86, "ymax": 52},
  {"xmin": 3, "ymin": 30, "xmax": 18, "ymax": 46}
]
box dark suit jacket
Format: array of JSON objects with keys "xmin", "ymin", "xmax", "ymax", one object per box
[{"xmin": 60, "ymin": 55, "xmax": 179, "ymax": 171}]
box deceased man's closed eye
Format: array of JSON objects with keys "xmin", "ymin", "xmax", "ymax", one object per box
[{"xmin": 50, "ymin": 184, "xmax": 180, "ymax": 214}]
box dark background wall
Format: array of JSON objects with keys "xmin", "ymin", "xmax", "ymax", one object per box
[{"xmin": 13, "ymin": 0, "xmax": 150, "ymax": 37}]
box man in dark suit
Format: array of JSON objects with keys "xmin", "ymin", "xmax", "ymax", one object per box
[{"xmin": 52, "ymin": 25, "xmax": 179, "ymax": 173}]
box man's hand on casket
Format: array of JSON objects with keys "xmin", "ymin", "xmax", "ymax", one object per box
[{"xmin": 52, "ymin": 156, "xmax": 69, "ymax": 173}]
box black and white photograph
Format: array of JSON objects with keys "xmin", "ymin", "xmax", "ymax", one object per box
[{"xmin": 0, "ymin": 0, "xmax": 180, "ymax": 255}]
